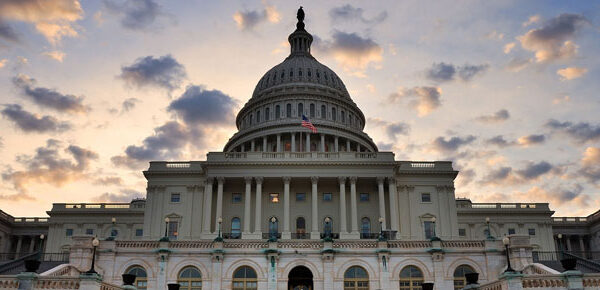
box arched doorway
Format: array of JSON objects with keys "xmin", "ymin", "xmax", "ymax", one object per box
[{"xmin": 288, "ymin": 266, "xmax": 313, "ymax": 290}]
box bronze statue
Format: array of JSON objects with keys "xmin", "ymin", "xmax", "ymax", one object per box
[{"xmin": 297, "ymin": 6, "xmax": 305, "ymax": 23}]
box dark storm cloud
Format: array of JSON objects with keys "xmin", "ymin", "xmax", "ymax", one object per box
[
  {"xmin": 516, "ymin": 161, "xmax": 553, "ymax": 179},
  {"xmin": 0, "ymin": 22, "xmax": 19, "ymax": 42},
  {"xmin": 545, "ymin": 119, "xmax": 600, "ymax": 144},
  {"xmin": 12, "ymin": 74, "xmax": 89, "ymax": 114},
  {"xmin": 2, "ymin": 139, "xmax": 98, "ymax": 192},
  {"xmin": 475, "ymin": 109, "xmax": 510, "ymax": 124},
  {"xmin": 329, "ymin": 4, "xmax": 387, "ymax": 24},
  {"xmin": 168, "ymin": 85, "xmax": 237, "ymax": 125},
  {"xmin": 119, "ymin": 54, "xmax": 186, "ymax": 91},
  {"xmin": 431, "ymin": 135, "xmax": 476, "ymax": 153},
  {"xmin": 103, "ymin": 0, "xmax": 165, "ymax": 30},
  {"xmin": 1, "ymin": 104, "xmax": 71, "ymax": 133},
  {"xmin": 426, "ymin": 62, "xmax": 489, "ymax": 82}
]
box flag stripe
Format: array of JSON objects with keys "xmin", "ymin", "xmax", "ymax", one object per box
[{"xmin": 301, "ymin": 115, "xmax": 317, "ymax": 133}]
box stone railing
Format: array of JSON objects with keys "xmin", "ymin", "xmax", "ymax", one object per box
[
  {"xmin": 12, "ymin": 217, "xmax": 49, "ymax": 223},
  {"xmin": 52, "ymin": 203, "xmax": 142, "ymax": 210},
  {"xmin": 115, "ymin": 241, "xmax": 160, "ymax": 248},
  {"xmin": 333, "ymin": 241, "xmax": 378, "ymax": 248},
  {"xmin": 34, "ymin": 277, "xmax": 80, "ymax": 289},
  {"xmin": 552, "ymin": 217, "xmax": 588, "ymax": 223},
  {"xmin": 170, "ymin": 241, "xmax": 213, "ymax": 249},
  {"xmin": 0, "ymin": 277, "xmax": 19, "ymax": 289},
  {"xmin": 42, "ymin": 264, "xmax": 80, "ymax": 277},
  {"xmin": 100, "ymin": 282, "xmax": 124, "ymax": 290},
  {"xmin": 147, "ymin": 161, "xmax": 204, "ymax": 171},
  {"xmin": 521, "ymin": 275, "xmax": 567, "ymax": 288},
  {"xmin": 208, "ymin": 151, "xmax": 397, "ymax": 162},
  {"xmin": 457, "ymin": 202, "xmax": 550, "ymax": 211},
  {"xmin": 278, "ymin": 241, "xmax": 322, "ymax": 249},
  {"xmin": 479, "ymin": 280, "xmax": 504, "ymax": 290},
  {"xmin": 223, "ymin": 241, "xmax": 268, "ymax": 249},
  {"xmin": 583, "ymin": 274, "xmax": 600, "ymax": 287},
  {"xmin": 387, "ymin": 241, "xmax": 432, "ymax": 248},
  {"xmin": 441, "ymin": 240, "xmax": 485, "ymax": 248}
]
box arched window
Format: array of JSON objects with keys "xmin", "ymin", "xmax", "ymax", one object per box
[
  {"xmin": 296, "ymin": 217, "xmax": 306, "ymax": 233},
  {"xmin": 249, "ymin": 114, "xmax": 253, "ymax": 125},
  {"xmin": 344, "ymin": 266, "xmax": 369, "ymax": 290},
  {"xmin": 361, "ymin": 218, "xmax": 371, "ymax": 239},
  {"xmin": 310, "ymin": 103, "xmax": 315, "ymax": 118},
  {"xmin": 399, "ymin": 266, "xmax": 424, "ymax": 290},
  {"xmin": 126, "ymin": 266, "xmax": 147, "ymax": 289},
  {"xmin": 453, "ymin": 265, "xmax": 475, "ymax": 290},
  {"xmin": 332, "ymin": 108, "xmax": 337, "ymax": 121},
  {"xmin": 298, "ymin": 103, "xmax": 303, "ymax": 117},
  {"xmin": 275, "ymin": 105, "xmax": 280, "ymax": 119},
  {"xmin": 321, "ymin": 105, "xmax": 326, "ymax": 119},
  {"xmin": 231, "ymin": 217, "xmax": 241, "ymax": 239},
  {"xmin": 256, "ymin": 111, "xmax": 260, "ymax": 123},
  {"xmin": 178, "ymin": 266, "xmax": 202, "ymax": 290},
  {"xmin": 341, "ymin": 110, "xmax": 345, "ymax": 123},
  {"xmin": 286, "ymin": 104, "xmax": 292, "ymax": 118},
  {"xmin": 232, "ymin": 266, "xmax": 257, "ymax": 290},
  {"xmin": 265, "ymin": 108, "xmax": 270, "ymax": 121},
  {"xmin": 308, "ymin": 69, "xmax": 312, "ymax": 77}
]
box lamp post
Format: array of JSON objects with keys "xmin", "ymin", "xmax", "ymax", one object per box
[
  {"xmin": 502, "ymin": 236, "xmax": 515, "ymax": 273},
  {"xmin": 430, "ymin": 217, "xmax": 441, "ymax": 241},
  {"xmin": 86, "ymin": 237, "xmax": 100, "ymax": 275},
  {"xmin": 38, "ymin": 234, "xmax": 45, "ymax": 260},
  {"xmin": 269, "ymin": 217, "xmax": 278, "ymax": 242},
  {"xmin": 378, "ymin": 217, "xmax": 386, "ymax": 241},
  {"xmin": 160, "ymin": 217, "xmax": 170, "ymax": 242},
  {"xmin": 557, "ymin": 234, "xmax": 563, "ymax": 259},
  {"xmin": 485, "ymin": 217, "xmax": 494, "ymax": 240},
  {"xmin": 323, "ymin": 217, "xmax": 332, "ymax": 242},
  {"xmin": 106, "ymin": 217, "xmax": 116, "ymax": 241},
  {"xmin": 214, "ymin": 217, "xmax": 223, "ymax": 242}
]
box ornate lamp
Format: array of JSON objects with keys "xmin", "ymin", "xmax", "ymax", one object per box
[
  {"xmin": 502, "ymin": 236, "xmax": 515, "ymax": 273},
  {"xmin": 378, "ymin": 217, "xmax": 386, "ymax": 241},
  {"xmin": 268, "ymin": 217, "xmax": 278, "ymax": 242},
  {"xmin": 214, "ymin": 217, "xmax": 223, "ymax": 242},
  {"xmin": 485, "ymin": 217, "xmax": 494, "ymax": 240},
  {"xmin": 86, "ymin": 237, "xmax": 100, "ymax": 275},
  {"xmin": 160, "ymin": 217, "xmax": 170, "ymax": 242},
  {"xmin": 106, "ymin": 217, "xmax": 116, "ymax": 241},
  {"xmin": 430, "ymin": 217, "xmax": 441, "ymax": 241}
]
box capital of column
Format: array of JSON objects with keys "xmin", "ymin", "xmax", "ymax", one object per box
[
  {"xmin": 376, "ymin": 176, "xmax": 385, "ymax": 185},
  {"xmin": 216, "ymin": 176, "xmax": 225, "ymax": 184},
  {"xmin": 255, "ymin": 176, "xmax": 264, "ymax": 185},
  {"xmin": 387, "ymin": 176, "xmax": 396, "ymax": 185},
  {"xmin": 311, "ymin": 176, "xmax": 319, "ymax": 184},
  {"xmin": 282, "ymin": 176, "xmax": 291, "ymax": 184},
  {"xmin": 338, "ymin": 176, "xmax": 346, "ymax": 185},
  {"xmin": 244, "ymin": 176, "xmax": 253, "ymax": 184},
  {"xmin": 204, "ymin": 177, "xmax": 214, "ymax": 186},
  {"xmin": 349, "ymin": 176, "xmax": 357, "ymax": 184}
]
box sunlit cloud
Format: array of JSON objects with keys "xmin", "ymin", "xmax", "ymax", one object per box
[
  {"xmin": 579, "ymin": 147, "xmax": 600, "ymax": 185},
  {"xmin": 503, "ymin": 42, "xmax": 516, "ymax": 54},
  {"xmin": 389, "ymin": 86, "xmax": 442, "ymax": 117},
  {"xmin": 552, "ymin": 95, "xmax": 571, "ymax": 105},
  {"xmin": 556, "ymin": 67, "xmax": 587, "ymax": 80},
  {"xmin": 0, "ymin": 59, "xmax": 7, "ymax": 68},
  {"xmin": 103, "ymin": 0, "xmax": 167, "ymax": 31},
  {"xmin": 522, "ymin": 15, "xmax": 541, "ymax": 27},
  {"xmin": 233, "ymin": 2, "xmax": 280, "ymax": 30},
  {"xmin": 329, "ymin": 4, "xmax": 387, "ymax": 25},
  {"xmin": 42, "ymin": 50, "xmax": 66, "ymax": 62},
  {"xmin": 430, "ymin": 135, "xmax": 476, "ymax": 153},
  {"xmin": 314, "ymin": 31, "xmax": 383, "ymax": 77},
  {"xmin": 545, "ymin": 119, "xmax": 600, "ymax": 144}
]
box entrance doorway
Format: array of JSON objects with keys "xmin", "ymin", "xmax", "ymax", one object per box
[{"xmin": 288, "ymin": 266, "xmax": 313, "ymax": 290}]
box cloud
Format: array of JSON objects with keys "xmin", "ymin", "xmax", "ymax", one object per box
[
  {"xmin": 517, "ymin": 134, "xmax": 546, "ymax": 146},
  {"xmin": 506, "ymin": 57, "xmax": 531, "ymax": 72},
  {"xmin": 388, "ymin": 86, "xmax": 442, "ymax": 117},
  {"xmin": 556, "ymin": 67, "xmax": 587, "ymax": 80},
  {"xmin": 0, "ymin": 0, "xmax": 83, "ymax": 44},
  {"xmin": 485, "ymin": 135, "xmax": 512, "ymax": 147},
  {"xmin": 456, "ymin": 168, "xmax": 476, "ymax": 187},
  {"xmin": 0, "ymin": 22, "xmax": 20, "ymax": 43},
  {"xmin": 42, "ymin": 51, "xmax": 65, "ymax": 62},
  {"xmin": 0, "ymin": 59, "xmax": 7, "ymax": 68},
  {"xmin": 329, "ymin": 4, "xmax": 387, "ymax": 24},
  {"xmin": 168, "ymin": 85, "xmax": 237, "ymax": 126},
  {"xmin": 103, "ymin": 0, "xmax": 166, "ymax": 30},
  {"xmin": 579, "ymin": 147, "xmax": 600, "ymax": 184},
  {"xmin": 12, "ymin": 74, "xmax": 89, "ymax": 114},
  {"xmin": 2, "ymin": 139, "xmax": 98, "ymax": 192},
  {"xmin": 426, "ymin": 62, "xmax": 489, "ymax": 82},
  {"xmin": 314, "ymin": 31, "xmax": 383, "ymax": 76},
  {"xmin": 517, "ymin": 13, "xmax": 587, "ymax": 63},
  {"xmin": 480, "ymin": 161, "xmax": 558, "ymax": 185},
  {"xmin": 1, "ymin": 104, "xmax": 71, "ymax": 133},
  {"xmin": 503, "ymin": 42, "xmax": 516, "ymax": 54},
  {"xmin": 545, "ymin": 119, "xmax": 600, "ymax": 144},
  {"xmin": 92, "ymin": 176, "xmax": 123, "ymax": 186},
  {"xmin": 430, "ymin": 135, "xmax": 476, "ymax": 153},
  {"xmin": 111, "ymin": 121, "xmax": 203, "ymax": 169},
  {"xmin": 516, "ymin": 161, "xmax": 553, "ymax": 179},
  {"xmin": 92, "ymin": 189, "xmax": 143, "ymax": 202},
  {"xmin": 119, "ymin": 54, "xmax": 186, "ymax": 91},
  {"xmin": 233, "ymin": 3, "xmax": 280, "ymax": 30},
  {"xmin": 552, "ymin": 95, "xmax": 571, "ymax": 105},
  {"xmin": 523, "ymin": 15, "xmax": 541, "ymax": 27},
  {"xmin": 475, "ymin": 109, "xmax": 510, "ymax": 124},
  {"xmin": 121, "ymin": 98, "xmax": 140, "ymax": 113},
  {"xmin": 485, "ymin": 30, "xmax": 504, "ymax": 40},
  {"xmin": 367, "ymin": 118, "xmax": 410, "ymax": 141}
]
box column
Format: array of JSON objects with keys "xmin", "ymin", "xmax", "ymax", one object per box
[
  {"xmin": 334, "ymin": 136, "xmax": 339, "ymax": 152},
  {"xmin": 254, "ymin": 177, "xmax": 263, "ymax": 235},
  {"xmin": 214, "ymin": 177, "xmax": 224, "ymax": 232},
  {"xmin": 263, "ymin": 136, "xmax": 267, "ymax": 152},
  {"xmin": 566, "ymin": 235, "xmax": 572, "ymax": 251},
  {"xmin": 15, "ymin": 236, "xmax": 22, "ymax": 258},
  {"xmin": 377, "ymin": 177, "xmax": 387, "ymax": 229},
  {"xmin": 320, "ymin": 134, "xmax": 325, "ymax": 152},
  {"xmin": 311, "ymin": 176, "xmax": 319, "ymax": 239},
  {"xmin": 357, "ymin": 143, "xmax": 361, "ymax": 152},
  {"xmin": 251, "ymin": 140, "xmax": 255, "ymax": 151},
  {"xmin": 291, "ymin": 133, "xmax": 296, "ymax": 152},
  {"xmin": 338, "ymin": 177, "xmax": 347, "ymax": 234},
  {"xmin": 306, "ymin": 133, "xmax": 311, "ymax": 152},
  {"xmin": 28, "ymin": 236, "xmax": 36, "ymax": 253},
  {"xmin": 241, "ymin": 143, "xmax": 245, "ymax": 152},
  {"xmin": 388, "ymin": 177, "xmax": 399, "ymax": 233},
  {"xmin": 350, "ymin": 176, "xmax": 359, "ymax": 234},
  {"xmin": 243, "ymin": 177, "xmax": 252, "ymax": 235},
  {"xmin": 346, "ymin": 139, "xmax": 351, "ymax": 151},
  {"xmin": 202, "ymin": 178, "xmax": 214, "ymax": 234},
  {"xmin": 276, "ymin": 134, "xmax": 281, "ymax": 152},
  {"xmin": 282, "ymin": 176, "xmax": 291, "ymax": 239},
  {"xmin": 579, "ymin": 235, "xmax": 586, "ymax": 254}
]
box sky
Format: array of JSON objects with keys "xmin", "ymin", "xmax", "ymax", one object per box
[{"xmin": 0, "ymin": 0, "xmax": 599, "ymax": 217}]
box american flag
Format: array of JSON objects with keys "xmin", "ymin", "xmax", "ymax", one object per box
[{"xmin": 301, "ymin": 115, "xmax": 317, "ymax": 133}]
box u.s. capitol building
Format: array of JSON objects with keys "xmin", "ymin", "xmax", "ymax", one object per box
[{"xmin": 2, "ymin": 8, "xmax": 599, "ymax": 290}]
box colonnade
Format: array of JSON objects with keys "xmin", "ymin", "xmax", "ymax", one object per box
[{"xmin": 234, "ymin": 132, "xmax": 370, "ymax": 153}]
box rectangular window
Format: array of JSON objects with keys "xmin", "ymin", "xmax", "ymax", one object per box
[
  {"xmin": 421, "ymin": 193, "xmax": 431, "ymax": 203},
  {"xmin": 170, "ymin": 193, "xmax": 181, "ymax": 203},
  {"xmin": 136, "ymin": 229, "xmax": 143, "ymax": 236},
  {"xmin": 270, "ymin": 193, "xmax": 280, "ymax": 203},
  {"xmin": 85, "ymin": 228, "xmax": 94, "ymax": 235},
  {"xmin": 296, "ymin": 193, "xmax": 306, "ymax": 201},
  {"xmin": 424, "ymin": 221, "xmax": 434, "ymax": 239},
  {"xmin": 459, "ymin": 228, "xmax": 466, "ymax": 237},
  {"xmin": 528, "ymin": 228, "xmax": 536, "ymax": 236},
  {"xmin": 232, "ymin": 193, "xmax": 242, "ymax": 203},
  {"xmin": 168, "ymin": 221, "xmax": 178, "ymax": 239},
  {"xmin": 508, "ymin": 228, "xmax": 516, "ymax": 235},
  {"xmin": 323, "ymin": 193, "xmax": 332, "ymax": 201},
  {"xmin": 359, "ymin": 193, "xmax": 369, "ymax": 202},
  {"xmin": 66, "ymin": 229, "xmax": 73, "ymax": 236}
]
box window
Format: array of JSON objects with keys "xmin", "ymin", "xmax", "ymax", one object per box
[
  {"xmin": 275, "ymin": 105, "xmax": 280, "ymax": 118},
  {"xmin": 453, "ymin": 265, "xmax": 475, "ymax": 290},
  {"xmin": 171, "ymin": 193, "xmax": 181, "ymax": 203},
  {"xmin": 85, "ymin": 228, "xmax": 94, "ymax": 235},
  {"xmin": 308, "ymin": 69, "xmax": 312, "ymax": 77},
  {"xmin": 296, "ymin": 217, "xmax": 306, "ymax": 233},
  {"xmin": 265, "ymin": 108, "xmax": 270, "ymax": 121},
  {"xmin": 332, "ymin": 108, "xmax": 337, "ymax": 121},
  {"xmin": 126, "ymin": 266, "xmax": 148, "ymax": 289},
  {"xmin": 359, "ymin": 193, "xmax": 369, "ymax": 202},
  {"xmin": 249, "ymin": 114, "xmax": 252, "ymax": 125},
  {"xmin": 298, "ymin": 103, "xmax": 303, "ymax": 117},
  {"xmin": 289, "ymin": 70, "xmax": 294, "ymax": 78},
  {"xmin": 528, "ymin": 228, "xmax": 536, "ymax": 236},
  {"xmin": 286, "ymin": 104, "xmax": 292, "ymax": 117},
  {"xmin": 233, "ymin": 266, "xmax": 257, "ymax": 290},
  {"xmin": 231, "ymin": 218, "xmax": 241, "ymax": 239},
  {"xmin": 508, "ymin": 228, "xmax": 516, "ymax": 235},
  {"xmin": 256, "ymin": 111, "xmax": 260, "ymax": 123},
  {"xmin": 421, "ymin": 193, "xmax": 431, "ymax": 203},
  {"xmin": 310, "ymin": 103, "xmax": 315, "ymax": 118},
  {"xmin": 298, "ymin": 69, "xmax": 302, "ymax": 76},
  {"xmin": 66, "ymin": 229, "xmax": 73, "ymax": 236},
  {"xmin": 232, "ymin": 193, "xmax": 242, "ymax": 203},
  {"xmin": 400, "ymin": 265, "xmax": 424, "ymax": 290},
  {"xmin": 459, "ymin": 228, "xmax": 466, "ymax": 237},
  {"xmin": 321, "ymin": 105, "xmax": 326, "ymax": 118},
  {"xmin": 111, "ymin": 229, "xmax": 119, "ymax": 237},
  {"xmin": 341, "ymin": 110, "xmax": 345, "ymax": 123},
  {"xmin": 361, "ymin": 218, "xmax": 371, "ymax": 238},
  {"xmin": 270, "ymin": 193, "xmax": 279, "ymax": 203},
  {"xmin": 296, "ymin": 193, "xmax": 306, "ymax": 201},
  {"xmin": 178, "ymin": 266, "xmax": 202, "ymax": 290},
  {"xmin": 323, "ymin": 193, "xmax": 332, "ymax": 201},
  {"xmin": 344, "ymin": 266, "xmax": 369, "ymax": 290},
  {"xmin": 168, "ymin": 221, "xmax": 178, "ymax": 239},
  {"xmin": 136, "ymin": 229, "xmax": 143, "ymax": 236},
  {"xmin": 424, "ymin": 221, "xmax": 434, "ymax": 239}
]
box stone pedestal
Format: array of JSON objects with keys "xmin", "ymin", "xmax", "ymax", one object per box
[
  {"xmin": 16, "ymin": 272, "xmax": 38, "ymax": 290},
  {"xmin": 340, "ymin": 232, "xmax": 359, "ymax": 239},
  {"xmin": 498, "ymin": 272, "xmax": 524, "ymax": 290},
  {"xmin": 79, "ymin": 273, "xmax": 103, "ymax": 290},
  {"xmin": 563, "ymin": 270, "xmax": 583, "ymax": 290}
]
